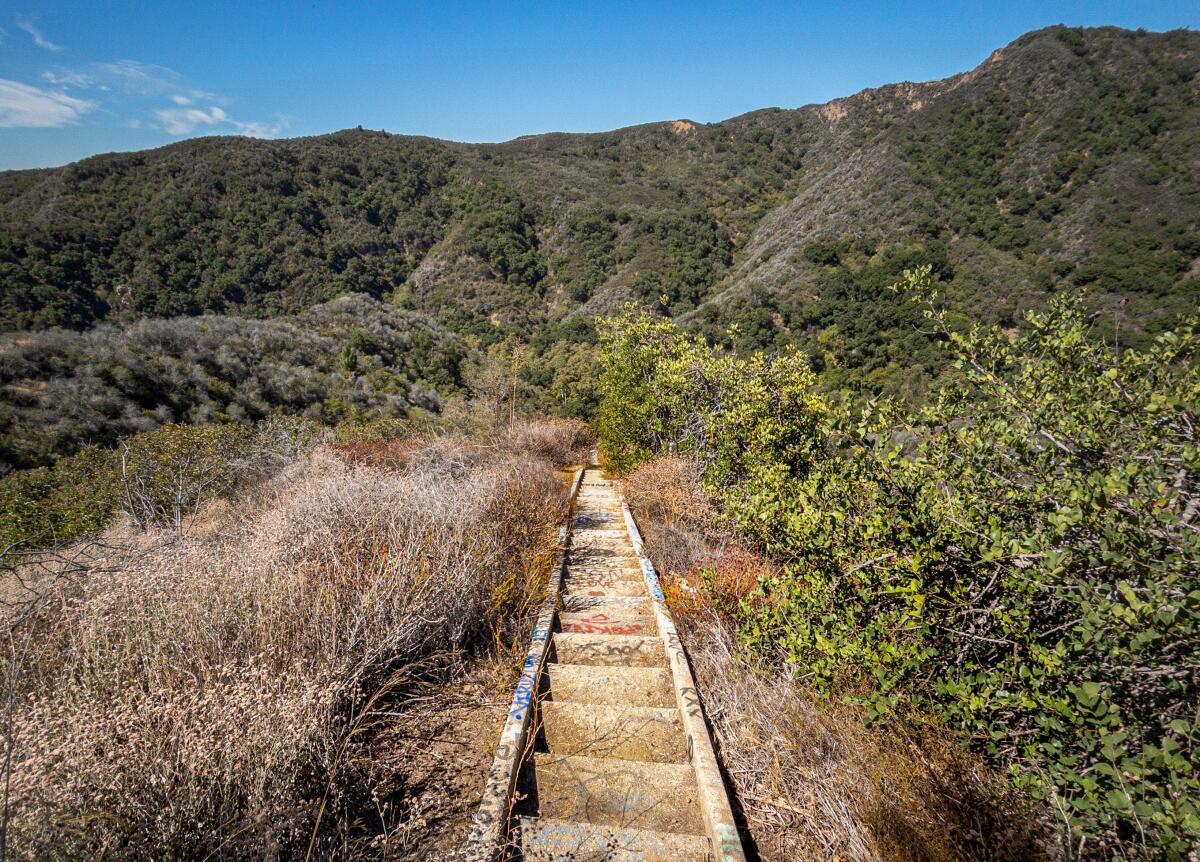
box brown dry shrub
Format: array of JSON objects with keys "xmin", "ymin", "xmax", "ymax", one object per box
[
  {"xmin": 327, "ymin": 437, "xmax": 426, "ymax": 470},
  {"xmin": 663, "ymin": 541, "xmax": 778, "ymax": 619},
  {"xmin": 3, "ymin": 439, "xmax": 567, "ymax": 860},
  {"xmin": 681, "ymin": 614, "xmax": 1053, "ymax": 862},
  {"xmin": 624, "ymin": 456, "xmax": 775, "ymax": 621},
  {"xmin": 502, "ymin": 419, "xmax": 595, "ymax": 469},
  {"xmin": 625, "ymin": 455, "xmax": 1053, "ymax": 862},
  {"xmin": 622, "ymin": 456, "xmax": 721, "ymax": 574}
]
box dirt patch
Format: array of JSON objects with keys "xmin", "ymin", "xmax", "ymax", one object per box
[{"xmin": 359, "ymin": 664, "xmax": 511, "ymax": 860}]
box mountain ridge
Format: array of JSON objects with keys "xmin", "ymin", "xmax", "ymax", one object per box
[{"xmin": 0, "ymin": 24, "xmax": 1197, "ymax": 462}]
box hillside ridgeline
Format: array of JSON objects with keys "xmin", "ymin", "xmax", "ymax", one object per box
[{"xmin": 1, "ymin": 25, "xmax": 1197, "ymax": 435}]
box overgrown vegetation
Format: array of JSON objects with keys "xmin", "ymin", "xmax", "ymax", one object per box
[
  {"xmin": 598, "ymin": 273, "xmax": 1199, "ymax": 860},
  {"xmin": 0, "ymin": 419, "xmax": 592, "ymax": 859},
  {"xmin": 3, "ymin": 26, "xmax": 1196, "ymax": 432},
  {"xmin": 624, "ymin": 457, "xmax": 1046, "ymax": 861},
  {"xmin": 0, "ymin": 293, "xmax": 463, "ymax": 471},
  {"xmin": 0, "ymin": 22, "xmax": 1196, "ymax": 861}
]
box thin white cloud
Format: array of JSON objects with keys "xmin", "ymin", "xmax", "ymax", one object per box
[
  {"xmin": 0, "ymin": 78, "xmax": 94, "ymax": 127},
  {"xmin": 22, "ymin": 56, "xmax": 280, "ymax": 139},
  {"xmin": 15, "ymin": 16, "xmax": 61, "ymax": 52},
  {"xmin": 155, "ymin": 105, "xmax": 227, "ymax": 134},
  {"xmin": 95, "ymin": 60, "xmax": 181, "ymax": 95},
  {"xmin": 153, "ymin": 104, "xmax": 279, "ymax": 138},
  {"xmin": 234, "ymin": 120, "xmax": 281, "ymax": 139},
  {"xmin": 41, "ymin": 69, "xmax": 94, "ymax": 87}
]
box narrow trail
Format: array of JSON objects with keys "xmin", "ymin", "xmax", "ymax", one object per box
[{"xmin": 465, "ymin": 463, "xmax": 745, "ymax": 861}]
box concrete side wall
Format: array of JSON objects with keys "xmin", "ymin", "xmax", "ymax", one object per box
[
  {"xmin": 459, "ymin": 466, "xmax": 585, "ymax": 862},
  {"xmin": 621, "ymin": 498, "xmax": 747, "ymax": 862}
]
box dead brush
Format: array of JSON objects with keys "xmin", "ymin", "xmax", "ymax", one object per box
[
  {"xmin": 478, "ymin": 456, "xmax": 568, "ymax": 695},
  {"xmin": 326, "ymin": 437, "xmax": 425, "ymax": 471},
  {"xmin": 502, "ymin": 419, "xmax": 595, "ymax": 469},
  {"xmin": 662, "ymin": 541, "xmax": 777, "ymax": 619},
  {"xmin": 622, "ymin": 456, "xmax": 773, "ymax": 620},
  {"xmin": 1, "ymin": 436, "xmax": 570, "ymax": 860}
]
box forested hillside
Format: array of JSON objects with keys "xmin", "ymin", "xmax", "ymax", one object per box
[
  {"xmin": 1, "ymin": 21, "xmax": 1197, "ymax": 862},
  {"xmin": 1, "ymin": 24, "xmax": 1198, "ymax": 464}
]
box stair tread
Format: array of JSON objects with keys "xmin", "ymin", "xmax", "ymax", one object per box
[
  {"xmin": 551, "ymin": 632, "xmax": 664, "ymax": 666},
  {"xmin": 544, "ymin": 663, "xmax": 673, "ymax": 707},
  {"xmin": 559, "ymin": 597, "xmax": 652, "ymax": 612},
  {"xmin": 558, "ymin": 599, "xmax": 655, "ymax": 636},
  {"xmin": 531, "ymin": 753, "xmax": 702, "ymax": 834},
  {"xmin": 562, "ymin": 580, "xmax": 645, "ymax": 598},
  {"xmin": 541, "ymin": 701, "xmax": 686, "ymax": 763},
  {"xmin": 520, "ymin": 816, "xmax": 709, "ymax": 861}
]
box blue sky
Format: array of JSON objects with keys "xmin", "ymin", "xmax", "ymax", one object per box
[{"xmin": 0, "ymin": 1, "xmax": 1197, "ymax": 170}]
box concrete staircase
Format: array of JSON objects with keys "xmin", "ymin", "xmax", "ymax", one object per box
[{"xmin": 513, "ymin": 467, "xmax": 742, "ymax": 862}]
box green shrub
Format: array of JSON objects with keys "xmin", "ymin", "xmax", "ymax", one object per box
[
  {"xmin": 597, "ymin": 272, "xmax": 1200, "ymax": 859},
  {"xmin": 749, "ymin": 272, "xmax": 1199, "ymax": 859},
  {"xmin": 0, "ymin": 447, "xmax": 119, "ymax": 551},
  {"xmin": 333, "ymin": 416, "xmax": 411, "ymax": 443},
  {"xmin": 596, "ymin": 305, "xmax": 829, "ymax": 492},
  {"xmin": 119, "ymin": 423, "xmax": 256, "ymax": 530}
]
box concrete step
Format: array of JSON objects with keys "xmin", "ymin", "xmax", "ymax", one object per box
[
  {"xmin": 565, "ymin": 566, "xmax": 643, "ymax": 579},
  {"xmin": 545, "ymin": 664, "xmax": 673, "ymax": 708},
  {"xmin": 551, "ymin": 632, "xmax": 665, "ymax": 667},
  {"xmin": 520, "ymin": 817, "xmax": 709, "ymax": 861},
  {"xmin": 532, "ymin": 754, "xmax": 702, "ymax": 834},
  {"xmin": 562, "ymin": 576, "xmax": 645, "ymax": 598},
  {"xmin": 561, "ymin": 595, "xmax": 650, "ymax": 612},
  {"xmin": 574, "ymin": 513, "xmax": 617, "ymax": 527},
  {"xmin": 559, "ymin": 601, "xmax": 656, "ymax": 636},
  {"xmin": 572, "ymin": 530, "xmax": 630, "ymax": 540},
  {"xmin": 541, "ymin": 701, "xmax": 686, "ymax": 763},
  {"xmin": 568, "ymin": 557, "xmax": 643, "ymax": 572},
  {"xmin": 567, "ymin": 565, "xmax": 642, "ymax": 580},
  {"xmin": 571, "ymin": 537, "xmax": 638, "ymax": 549}
]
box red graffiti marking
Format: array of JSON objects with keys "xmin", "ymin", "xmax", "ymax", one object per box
[{"xmin": 561, "ymin": 621, "xmax": 649, "ymax": 635}]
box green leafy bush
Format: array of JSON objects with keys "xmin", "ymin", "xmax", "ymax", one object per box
[
  {"xmin": 118, "ymin": 423, "xmax": 258, "ymax": 530},
  {"xmin": 333, "ymin": 416, "xmax": 411, "ymax": 443},
  {"xmin": 597, "ymin": 273, "xmax": 1199, "ymax": 859},
  {"xmin": 597, "ymin": 306, "xmax": 828, "ymax": 484},
  {"xmin": 0, "ymin": 447, "xmax": 119, "ymax": 551}
]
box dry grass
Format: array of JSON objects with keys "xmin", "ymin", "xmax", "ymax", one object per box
[
  {"xmin": 502, "ymin": 418, "xmax": 594, "ymax": 469},
  {"xmin": 624, "ymin": 455, "xmax": 1056, "ymax": 862},
  {"xmin": 2, "ymin": 430, "xmax": 574, "ymax": 860},
  {"xmin": 680, "ymin": 614, "xmax": 1052, "ymax": 862}
]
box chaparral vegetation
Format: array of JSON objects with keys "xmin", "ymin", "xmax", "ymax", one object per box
[
  {"xmin": 0, "ymin": 22, "xmax": 1197, "ymax": 862},
  {"xmin": 599, "ymin": 269, "xmax": 1198, "ymax": 860}
]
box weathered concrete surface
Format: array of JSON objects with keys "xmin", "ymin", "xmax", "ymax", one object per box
[
  {"xmin": 532, "ymin": 754, "xmax": 702, "ymax": 834},
  {"xmin": 466, "ymin": 463, "xmax": 744, "ymax": 862},
  {"xmin": 550, "ymin": 632, "xmax": 664, "ymax": 667},
  {"xmin": 541, "ymin": 701, "xmax": 686, "ymax": 763},
  {"xmin": 558, "ymin": 599, "xmax": 657, "ymax": 636},
  {"xmin": 544, "ymin": 664, "xmax": 674, "ymax": 708},
  {"xmin": 561, "ymin": 575, "xmax": 647, "ymax": 597},
  {"xmin": 520, "ymin": 817, "xmax": 709, "ymax": 861}
]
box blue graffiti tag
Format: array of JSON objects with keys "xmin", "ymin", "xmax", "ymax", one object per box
[
  {"xmin": 641, "ymin": 559, "xmax": 666, "ymax": 601},
  {"xmin": 507, "ymin": 628, "xmax": 548, "ymax": 720}
]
